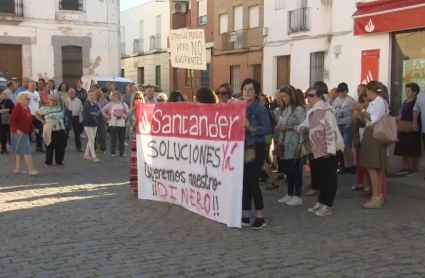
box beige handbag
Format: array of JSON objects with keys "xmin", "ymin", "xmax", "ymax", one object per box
[{"xmin": 372, "ymin": 101, "xmax": 398, "ymax": 144}]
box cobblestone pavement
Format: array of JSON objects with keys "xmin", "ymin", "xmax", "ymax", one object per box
[{"xmin": 1, "ymin": 144, "xmax": 425, "ymax": 278}]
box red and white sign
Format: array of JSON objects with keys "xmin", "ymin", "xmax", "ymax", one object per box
[
  {"xmin": 353, "ymin": 0, "xmax": 425, "ymax": 36},
  {"xmin": 136, "ymin": 102, "xmax": 246, "ymax": 228},
  {"xmin": 361, "ymin": 50, "xmax": 380, "ymax": 84}
]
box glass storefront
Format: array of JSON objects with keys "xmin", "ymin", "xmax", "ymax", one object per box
[{"xmin": 391, "ymin": 28, "xmax": 425, "ymax": 114}]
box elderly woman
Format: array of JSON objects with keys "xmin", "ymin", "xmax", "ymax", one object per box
[
  {"xmin": 129, "ymin": 91, "xmax": 145, "ymax": 195},
  {"xmin": 216, "ymin": 82, "xmax": 236, "ymax": 103},
  {"xmin": 82, "ymin": 91, "xmax": 101, "ymax": 163},
  {"xmin": 102, "ymin": 92, "xmax": 129, "ymax": 157},
  {"xmin": 241, "ymin": 78, "xmax": 271, "ymax": 230},
  {"xmin": 35, "ymin": 94, "xmax": 68, "ymax": 166},
  {"xmin": 394, "ymin": 82, "xmax": 421, "ymax": 176},
  {"xmin": 9, "ymin": 93, "xmax": 39, "ymax": 175},
  {"xmin": 196, "ymin": 87, "xmax": 217, "ymax": 104},
  {"xmin": 276, "ymin": 86, "xmax": 306, "ymax": 205},
  {"xmin": 300, "ymin": 86, "xmax": 343, "ymax": 217}
]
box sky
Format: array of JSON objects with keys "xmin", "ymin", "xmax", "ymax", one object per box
[{"xmin": 120, "ymin": 0, "xmax": 152, "ymax": 12}]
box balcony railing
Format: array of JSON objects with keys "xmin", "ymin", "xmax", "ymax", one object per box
[
  {"xmin": 0, "ymin": 0, "xmax": 24, "ymax": 17},
  {"xmin": 121, "ymin": 42, "xmax": 126, "ymax": 55},
  {"xmin": 221, "ymin": 29, "xmax": 247, "ymax": 51},
  {"xmin": 288, "ymin": 7, "xmax": 310, "ymax": 35},
  {"xmin": 133, "ymin": 38, "xmax": 144, "ymax": 53},
  {"xmin": 149, "ymin": 34, "xmax": 162, "ymax": 50}
]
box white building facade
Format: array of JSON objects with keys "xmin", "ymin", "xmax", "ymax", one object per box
[
  {"xmin": 0, "ymin": 0, "xmax": 120, "ymax": 88},
  {"xmin": 264, "ymin": 0, "xmax": 425, "ymax": 113},
  {"xmin": 120, "ymin": 0, "xmax": 170, "ymax": 94}
]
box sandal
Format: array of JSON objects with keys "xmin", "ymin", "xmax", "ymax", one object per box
[
  {"xmin": 266, "ymin": 180, "xmax": 279, "ymax": 190},
  {"xmin": 306, "ymin": 189, "xmax": 319, "ymax": 196},
  {"xmin": 351, "ymin": 184, "xmax": 364, "ymax": 191},
  {"xmin": 14, "ymin": 169, "xmax": 27, "ymax": 174},
  {"xmin": 29, "ymin": 170, "xmax": 38, "ymax": 176}
]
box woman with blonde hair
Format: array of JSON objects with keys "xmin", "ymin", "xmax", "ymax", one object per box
[
  {"xmin": 129, "ymin": 91, "xmax": 145, "ymax": 194},
  {"xmin": 82, "ymin": 91, "xmax": 101, "ymax": 163},
  {"xmin": 9, "ymin": 92, "xmax": 39, "ymax": 175},
  {"xmin": 101, "ymin": 92, "xmax": 129, "ymax": 157},
  {"xmin": 94, "ymin": 89, "xmax": 108, "ymax": 153}
]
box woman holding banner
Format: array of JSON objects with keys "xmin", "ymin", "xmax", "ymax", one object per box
[
  {"xmin": 241, "ymin": 78, "xmax": 272, "ymax": 230},
  {"xmin": 129, "ymin": 92, "xmax": 145, "ymax": 195}
]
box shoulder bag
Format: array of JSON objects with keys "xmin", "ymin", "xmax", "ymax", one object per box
[
  {"xmin": 274, "ymin": 109, "xmax": 295, "ymax": 157},
  {"xmin": 372, "ymin": 99, "xmax": 398, "ymax": 144},
  {"xmin": 397, "ymin": 100, "xmax": 414, "ymax": 132}
]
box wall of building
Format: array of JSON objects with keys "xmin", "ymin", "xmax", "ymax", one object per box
[
  {"xmin": 263, "ymin": 0, "xmax": 375, "ymax": 96},
  {"xmin": 120, "ymin": 0, "xmax": 170, "ymax": 56},
  {"xmin": 120, "ymin": 0, "xmax": 170, "ymax": 91},
  {"xmin": 213, "ymin": 50, "xmax": 262, "ymax": 93},
  {"xmin": 0, "ymin": 0, "xmax": 120, "ymax": 86},
  {"xmin": 121, "ymin": 53, "xmax": 170, "ymax": 94},
  {"xmin": 169, "ymin": 0, "xmax": 215, "ymax": 99}
]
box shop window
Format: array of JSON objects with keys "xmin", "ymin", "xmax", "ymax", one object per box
[
  {"xmin": 392, "ymin": 29, "xmax": 425, "ymax": 113},
  {"xmin": 310, "ymin": 52, "xmax": 325, "ymax": 86}
]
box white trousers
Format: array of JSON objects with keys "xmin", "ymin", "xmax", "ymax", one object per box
[{"xmin": 84, "ymin": 126, "xmax": 98, "ymax": 158}]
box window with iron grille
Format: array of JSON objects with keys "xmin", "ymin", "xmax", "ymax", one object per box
[
  {"xmin": 310, "ymin": 52, "xmax": 325, "ymax": 86},
  {"xmin": 59, "ymin": 0, "xmax": 83, "ymax": 11},
  {"xmin": 288, "ymin": 7, "xmax": 309, "ymax": 34},
  {"xmin": 0, "ymin": 0, "xmax": 24, "ymax": 16},
  {"xmin": 201, "ymin": 64, "xmax": 210, "ymax": 88},
  {"xmin": 230, "ymin": 66, "xmax": 241, "ymax": 95}
]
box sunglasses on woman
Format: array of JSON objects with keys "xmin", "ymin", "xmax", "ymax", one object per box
[
  {"xmin": 216, "ymin": 91, "xmax": 227, "ymax": 96},
  {"xmin": 305, "ymin": 93, "xmax": 317, "ymax": 98}
]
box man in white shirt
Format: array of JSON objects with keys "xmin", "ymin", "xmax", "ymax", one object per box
[
  {"xmin": 144, "ymin": 86, "xmax": 157, "ymax": 104},
  {"xmin": 68, "ymin": 88, "xmax": 84, "ymax": 152},
  {"xmin": 18, "ymin": 81, "xmax": 44, "ymax": 152}
]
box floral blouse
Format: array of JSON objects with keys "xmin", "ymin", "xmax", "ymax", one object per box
[{"xmin": 277, "ymin": 106, "xmax": 306, "ymax": 160}]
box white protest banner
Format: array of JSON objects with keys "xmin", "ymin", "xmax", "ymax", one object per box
[
  {"xmin": 136, "ymin": 102, "xmax": 246, "ymax": 228},
  {"xmin": 169, "ymin": 29, "xmax": 207, "ymax": 70}
]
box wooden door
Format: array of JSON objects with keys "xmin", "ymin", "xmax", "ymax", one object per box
[
  {"xmin": 0, "ymin": 44, "xmax": 22, "ymax": 87},
  {"xmin": 62, "ymin": 46, "xmax": 82, "ymax": 88},
  {"xmin": 277, "ymin": 55, "xmax": 291, "ymax": 89}
]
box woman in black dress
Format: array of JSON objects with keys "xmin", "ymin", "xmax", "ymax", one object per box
[{"xmin": 394, "ymin": 82, "xmax": 421, "ymax": 176}]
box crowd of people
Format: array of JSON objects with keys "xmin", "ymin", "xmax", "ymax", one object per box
[{"xmin": 1, "ymin": 75, "xmax": 421, "ymax": 230}]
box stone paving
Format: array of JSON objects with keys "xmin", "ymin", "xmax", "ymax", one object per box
[{"xmin": 1, "ymin": 143, "xmax": 425, "ymax": 278}]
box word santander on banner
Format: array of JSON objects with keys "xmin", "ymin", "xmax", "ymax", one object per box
[{"xmin": 136, "ymin": 102, "xmax": 246, "ymax": 228}]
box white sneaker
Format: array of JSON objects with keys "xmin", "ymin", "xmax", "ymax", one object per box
[
  {"xmin": 125, "ymin": 142, "xmax": 129, "ymax": 146},
  {"xmin": 286, "ymin": 196, "xmax": 302, "ymax": 206},
  {"xmin": 81, "ymin": 134, "xmax": 87, "ymax": 139},
  {"xmin": 278, "ymin": 194, "xmax": 293, "ymax": 204}
]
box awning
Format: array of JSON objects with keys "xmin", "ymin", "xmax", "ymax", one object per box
[{"xmin": 353, "ymin": 0, "xmax": 425, "ymax": 36}]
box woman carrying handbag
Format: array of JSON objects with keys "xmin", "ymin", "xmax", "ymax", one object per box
[
  {"xmin": 394, "ymin": 83, "xmax": 421, "ymax": 176},
  {"xmin": 275, "ymin": 86, "xmax": 306, "ymax": 205}
]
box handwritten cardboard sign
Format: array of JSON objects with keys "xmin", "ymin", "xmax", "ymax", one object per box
[
  {"xmin": 169, "ymin": 29, "xmax": 207, "ymax": 70},
  {"xmin": 136, "ymin": 102, "xmax": 246, "ymax": 227}
]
